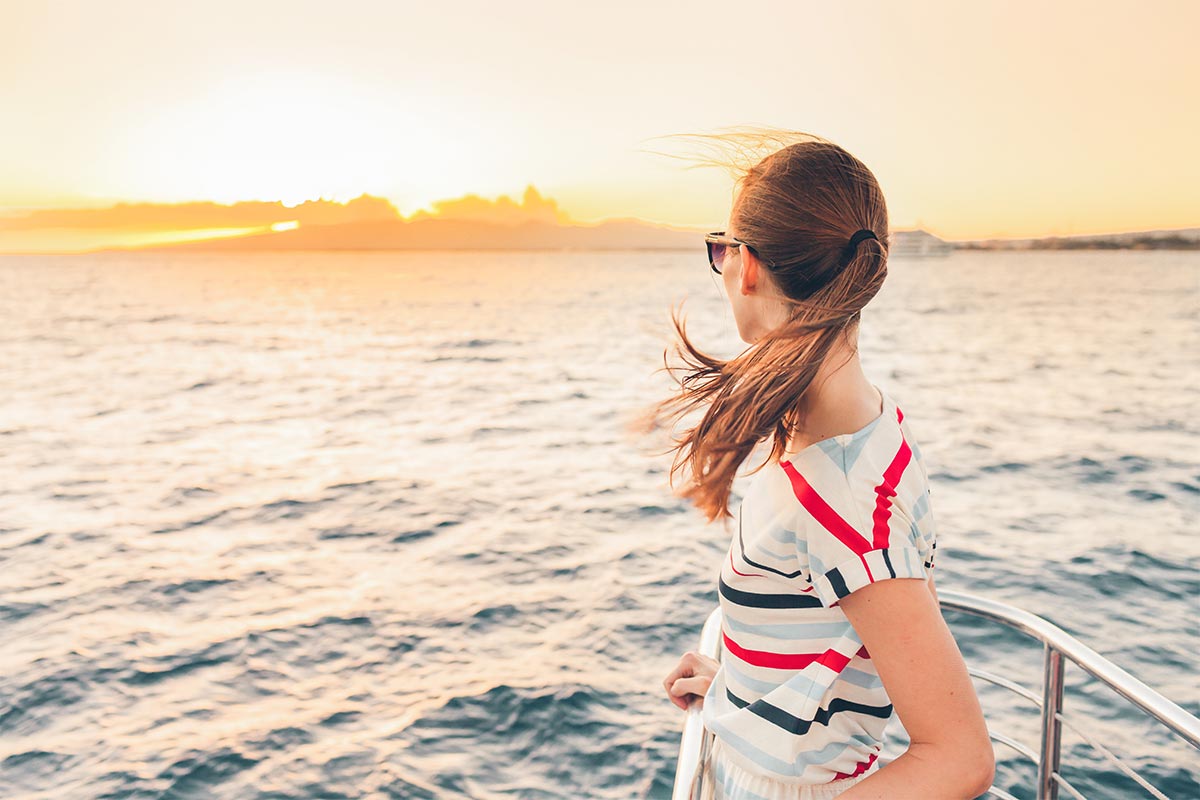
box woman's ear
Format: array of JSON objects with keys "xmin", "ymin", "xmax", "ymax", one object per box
[{"xmin": 739, "ymin": 246, "xmax": 762, "ymax": 296}]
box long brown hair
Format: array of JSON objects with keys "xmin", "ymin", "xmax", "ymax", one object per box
[{"xmin": 631, "ymin": 128, "xmax": 890, "ymax": 525}]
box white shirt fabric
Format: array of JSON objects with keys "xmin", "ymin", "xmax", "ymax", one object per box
[{"xmin": 700, "ymin": 385, "xmax": 939, "ymax": 785}]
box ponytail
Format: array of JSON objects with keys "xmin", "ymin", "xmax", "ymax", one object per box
[
  {"xmin": 629, "ymin": 128, "xmax": 889, "ymax": 525},
  {"xmin": 635, "ymin": 295, "xmax": 856, "ymax": 524}
]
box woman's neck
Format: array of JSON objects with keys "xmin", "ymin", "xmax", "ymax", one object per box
[{"xmin": 783, "ymin": 342, "xmax": 882, "ymax": 457}]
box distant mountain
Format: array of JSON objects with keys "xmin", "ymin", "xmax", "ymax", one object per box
[
  {"xmin": 95, "ymin": 216, "xmax": 706, "ymax": 253},
  {"xmin": 49, "ymin": 214, "xmax": 1200, "ymax": 255},
  {"xmin": 955, "ymin": 226, "xmax": 1200, "ymax": 250},
  {"xmin": 98, "ymin": 221, "xmax": 965, "ymax": 256}
]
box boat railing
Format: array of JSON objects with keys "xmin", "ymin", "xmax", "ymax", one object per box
[
  {"xmin": 671, "ymin": 605, "xmax": 724, "ymax": 800},
  {"xmin": 671, "ymin": 590, "xmax": 1200, "ymax": 800}
]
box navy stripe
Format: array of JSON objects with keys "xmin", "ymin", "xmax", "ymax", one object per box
[
  {"xmin": 719, "ymin": 575, "xmax": 824, "ymax": 609},
  {"xmin": 728, "ymin": 687, "xmax": 894, "ymax": 736},
  {"xmin": 881, "ymin": 549, "xmax": 897, "ymax": 579},
  {"xmin": 736, "ymin": 513, "xmax": 806, "ymax": 580},
  {"xmin": 826, "ymin": 567, "xmax": 851, "ymax": 599}
]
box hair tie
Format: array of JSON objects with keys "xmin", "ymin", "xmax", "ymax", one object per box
[
  {"xmin": 838, "ymin": 228, "xmax": 878, "ymax": 267},
  {"xmin": 848, "ymin": 229, "xmax": 877, "ymax": 249}
]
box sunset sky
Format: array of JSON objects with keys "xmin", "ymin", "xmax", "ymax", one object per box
[{"xmin": 2, "ymin": 0, "xmax": 1197, "ymax": 250}]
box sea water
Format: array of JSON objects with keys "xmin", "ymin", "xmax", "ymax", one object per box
[{"xmin": 0, "ymin": 249, "xmax": 1196, "ymax": 799}]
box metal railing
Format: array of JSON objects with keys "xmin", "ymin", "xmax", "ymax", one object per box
[{"xmin": 672, "ymin": 591, "xmax": 1200, "ymax": 800}]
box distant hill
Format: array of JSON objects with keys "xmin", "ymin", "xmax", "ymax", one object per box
[
  {"xmin": 955, "ymin": 226, "xmax": 1200, "ymax": 250},
  {"xmin": 97, "ymin": 222, "xmax": 972, "ymax": 256},
  {"xmin": 27, "ymin": 210, "xmax": 1200, "ymax": 255},
  {"xmin": 95, "ymin": 216, "xmax": 706, "ymax": 253}
]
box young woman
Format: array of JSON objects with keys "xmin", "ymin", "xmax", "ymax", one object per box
[{"xmin": 650, "ymin": 131, "xmax": 995, "ymax": 799}]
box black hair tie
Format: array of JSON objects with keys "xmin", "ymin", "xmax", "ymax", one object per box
[
  {"xmin": 839, "ymin": 228, "xmax": 878, "ymax": 267},
  {"xmin": 848, "ymin": 229, "xmax": 878, "ymax": 248}
]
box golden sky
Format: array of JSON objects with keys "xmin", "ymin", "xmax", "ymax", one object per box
[{"xmin": 2, "ymin": 0, "xmax": 1197, "ymax": 245}]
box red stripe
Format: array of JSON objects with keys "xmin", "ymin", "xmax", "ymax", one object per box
[
  {"xmin": 723, "ymin": 631, "xmax": 851, "ymax": 672},
  {"xmin": 871, "ymin": 431, "xmax": 912, "ymax": 550},
  {"xmin": 729, "ymin": 550, "xmax": 766, "ymax": 578},
  {"xmin": 779, "ymin": 461, "xmax": 870, "ymax": 555},
  {"xmin": 814, "ymin": 647, "xmax": 853, "ymax": 674},
  {"xmin": 834, "ymin": 752, "xmax": 879, "ymax": 780}
]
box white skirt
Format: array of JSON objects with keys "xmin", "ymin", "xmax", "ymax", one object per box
[{"xmin": 704, "ymin": 735, "xmax": 883, "ymax": 800}]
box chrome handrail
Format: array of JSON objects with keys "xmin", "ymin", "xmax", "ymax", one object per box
[
  {"xmin": 938, "ymin": 589, "xmax": 1200, "ymax": 800},
  {"xmin": 672, "ymin": 590, "xmax": 1200, "ymax": 800},
  {"xmin": 671, "ymin": 606, "xmax": 723, "ymax": 800}
]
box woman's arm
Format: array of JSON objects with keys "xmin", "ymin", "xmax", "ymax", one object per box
[{"xmin": 834, "ymin": 576, "xmax": 995, "ymax": 799}]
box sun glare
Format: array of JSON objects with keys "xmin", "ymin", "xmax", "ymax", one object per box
[{"xmin": 117, "ymin": 70, "xmax": 486, "ymax": 209}]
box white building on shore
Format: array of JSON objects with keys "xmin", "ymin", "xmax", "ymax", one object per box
[{"xmin": 889, "ymin": 228, "xmax": 955, "ymax": 257}]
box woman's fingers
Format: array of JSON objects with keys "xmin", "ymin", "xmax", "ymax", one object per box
[
  {"xmin": 669, "ymin": 675, "xmax": 711, "ymax": 698},
  {"xmin": 664, "ymin": 651, "xmax": 720, "ymax": 710},
  {"xmin": 662, "ymin": 651, "xmax": 700, "ymax": 691},
  {"xmin": 663, "ymin": 660, "xmax": 694, "ymax": 709},
  {"xmin": 668, "ymin": 675, "xmax": 712, "ymax": 710}
]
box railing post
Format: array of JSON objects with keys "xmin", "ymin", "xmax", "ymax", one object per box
[{"xmin": 1037, "ymin": 643, "xmax": 1065, "ymax": 800}]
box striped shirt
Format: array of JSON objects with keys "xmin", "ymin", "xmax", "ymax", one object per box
[{"xmin": 700, "ymin": 386, "xmax": 938, "ymax": 784}]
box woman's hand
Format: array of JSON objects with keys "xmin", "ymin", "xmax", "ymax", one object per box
[{"xmin": 663, "ymin": 651, "xmax": 721, "ymax": 711}]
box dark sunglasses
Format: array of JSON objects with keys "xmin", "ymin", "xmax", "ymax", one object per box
[{"xmin": 704, "ymin": 231, "xmax": 758, "ymax": 275}]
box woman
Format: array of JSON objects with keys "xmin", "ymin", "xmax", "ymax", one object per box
[{"xmin": 648, "ymin": 131, "xmax": 995, "ymax": 799}]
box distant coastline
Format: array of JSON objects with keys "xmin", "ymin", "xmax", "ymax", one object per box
[
  {"xmin": 952, "ymin": 228, "xmax": 1200, "ymax": 251},
  {"xmin": 45, "ymin": 225, "xmax": 1200, "ymax": 256},
  {"xmin": 1, "ymin": 188, "xmax": 1196, "ymax": 255}
]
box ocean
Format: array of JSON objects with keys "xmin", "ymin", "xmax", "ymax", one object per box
[{"xmin": 0, "ymin": 248, "xmax": 1196, "ymax": 799}]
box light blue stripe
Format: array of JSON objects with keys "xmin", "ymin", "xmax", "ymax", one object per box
[
  {"xmin": 911, "ymin": 489, "xmax": 930, "ymax": 522},
  {"xmin": 705, "ymin": 718, "xmax": 802, "ymax": 775},
  {"xmin": 722, "ymin": 663, "xmax": 885, "ymax": 711},
  {"xmin": 724, "ymin": 658, "xmax": 819, "ymax": 698},
  {"xmin": 750, "ymin": 541, "xmax": 798, "ymax": 563},
  {"xmin": 763, "ymin": 524, "xmax": 799, "ymax": 544},
  {"xmin": 839, "ymin": 666, "xmax": 885, "ymax": 690},
  {"xmin": 723, "ymin": 658, "xmax": 802, "ymax": 696},
  {"xmin": 816, "ymin": 438, "xmax": 847, "ymax": 473},
  {"xmin": 723, "ymin": 612, "xmax": 852, "ymax": 641},
  {"xmin": 815, "ymin": 423, "xmax": 880, "ymax": 476},
  {"xmin": 841, "ymin": 433, "xmax": 874, "ymax": 474},
  {"xmin": 706, "ymin": 718, "xmax": 881, "ymax": 779}
]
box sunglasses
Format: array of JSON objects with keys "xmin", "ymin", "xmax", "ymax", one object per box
[{"xmin": 704, "ymin": 231, "xmax": 758, "ymax": 275}]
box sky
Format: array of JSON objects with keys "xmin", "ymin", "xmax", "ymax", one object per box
[{"xmin": 1, "ymin": 0, "xmax": 1197, "ymax": 245}]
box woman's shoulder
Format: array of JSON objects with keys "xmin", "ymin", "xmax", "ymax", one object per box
[{"xmin": 776, "ymin": 392, "xmax": 930, "ymax": 516}]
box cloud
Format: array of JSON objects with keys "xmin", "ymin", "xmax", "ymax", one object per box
[
  {"xmin": 406, "ymin": 185, "xmax": 572, "ymax": 226},
  {"xmin": 0, "ymin": 186, "xmax": 571, "ymax": 233},
  {"xmin": 0, "ymin": 193, "xmax": 398, "ymax": 231}
]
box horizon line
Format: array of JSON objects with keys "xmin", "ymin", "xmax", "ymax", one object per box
[{"xmin": 1, "ymin": 189, "xmax": 1197, "ymax": 254}]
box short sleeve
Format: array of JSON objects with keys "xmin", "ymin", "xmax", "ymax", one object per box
[{"xmin": 799, "ymin": 495, "xmax": 930, "ymax": 609}]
